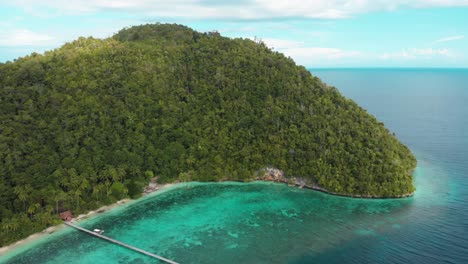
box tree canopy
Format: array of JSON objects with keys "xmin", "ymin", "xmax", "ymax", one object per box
[{"xmin": 0, "ymin": 23, "xmax": 416, "ymax": 246}]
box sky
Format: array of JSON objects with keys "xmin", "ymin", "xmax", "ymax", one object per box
[{"xmin": 1, "ymin": 1, "xmax": 468, "ymax": 68}]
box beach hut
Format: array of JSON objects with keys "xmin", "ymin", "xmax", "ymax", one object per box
[{"xmin": 60, "ymin": 211, "xmax": 73, "ymax": 221}]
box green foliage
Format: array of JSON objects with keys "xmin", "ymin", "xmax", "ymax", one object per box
[
  {"xmin": 125, "ymin": 180, "xmax": 144, "ymax": 199},
  {"xmin": 0, "ymin": 23, "xmax": 416, "ymax": 246},
  {"xmin": 109, "ymin": 182, "xmax": 127, "ymax": 200}
]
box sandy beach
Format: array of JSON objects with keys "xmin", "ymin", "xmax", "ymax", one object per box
[{"xmin": 0, "ymin": 183, "xmax": 175, "ymax": 258}]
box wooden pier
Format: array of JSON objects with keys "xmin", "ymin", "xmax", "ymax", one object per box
[{"xmin": 64, "ymin": 222, "xmax": 179, "ymax": 264}]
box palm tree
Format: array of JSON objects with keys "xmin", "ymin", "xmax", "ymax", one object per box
[
  {"xmin": 71, "ymin": 176, "xmax": 89, "ymax": 209},
  {"xmin": 117, "ymin": 166, "xmax": 126, "ymax": 183},
  {"xmin": 27, "ymin": 203, "xmax": 41, "ymax": 218},
  {"xmin": 1, "ymin": 218, "xmax": 19, "ymax": 234},
  {"xmin": 14, "ymin": 184, "xmax": 33, "ymax": 212}
]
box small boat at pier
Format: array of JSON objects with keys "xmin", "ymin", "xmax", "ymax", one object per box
[{"xmin": 93, "ymin": 229, "xmax": 104, "ymax": 235}]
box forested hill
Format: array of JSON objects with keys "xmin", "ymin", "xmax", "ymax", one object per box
[{"xmin": 0, "ymin": 23, "xmax": 416, "ymax": 246}]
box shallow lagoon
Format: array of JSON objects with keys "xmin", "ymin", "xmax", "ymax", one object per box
[{"xmin": 2, "ymin": 180, "xmax": 418, "ymax": 264}]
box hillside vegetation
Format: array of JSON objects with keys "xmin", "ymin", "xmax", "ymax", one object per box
[{"xmin": 0, "ymin": 24, "xmax": 416, "ymax": 246}]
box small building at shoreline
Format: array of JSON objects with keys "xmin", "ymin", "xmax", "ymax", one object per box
[{"xmin": 59, "ymin": 211, "xmax": 73, "ymax": 221}]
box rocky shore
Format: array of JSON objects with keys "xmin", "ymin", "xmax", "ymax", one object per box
[{"xmin": 256, "ymin": 167, "xmax": 414, "ymax": 199}]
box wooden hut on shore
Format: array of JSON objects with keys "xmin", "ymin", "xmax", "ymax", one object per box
[{"xmin": 60, "ymin": 211, "xmax": 73, "ymax": 221}]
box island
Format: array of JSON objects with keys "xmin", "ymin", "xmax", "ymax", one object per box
[{"xmin": 0, "ymin": 23, "xmax": 416, "ymax": 247}]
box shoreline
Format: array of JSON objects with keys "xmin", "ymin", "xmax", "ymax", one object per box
[
  {"xmin": 255, "ymin": 168, "xmax": 414, "ymax": 199},
  {"xmin": 0, "ymin": 183, "xmax": 175, "ymax": 259},
  {"xmin": 294, "ymin": 182, "xmax": 414, "ymax": 199},
  {"xmin": 0, "ymin": 176, "xmax": 413, "ymax": 258}
]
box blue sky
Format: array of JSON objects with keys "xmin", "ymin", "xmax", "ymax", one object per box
[{"xmin": 1, "ymin": 1, "xmax": 468, "ymax": 68}]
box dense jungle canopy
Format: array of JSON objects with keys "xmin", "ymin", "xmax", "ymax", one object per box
[{"xmin": 0, "ymin": 24, "xmax": 416, "ymax": 246}]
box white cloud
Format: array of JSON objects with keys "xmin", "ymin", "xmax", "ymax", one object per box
[
  {"xmin": 219, "ymin": 26, "xmax": 257, "ymax": 34},
  {"xmin": 435, "ymin": 35, "xmax": 464, "ymax": 43},
  {"xmin": 381, "ymin": 48, "xmax": 453, "ymax": 60},
  {"xmin": 260, "ymin": 38, "xmax": 304, "ymax": 49},
  {"xmin": 252, "ymin": 37, "xmax": 363, "ymax": 66},
  {"xmin": 6, "ymin": 0, "xmax": 468, "ymax": 19},
  {"xmin": 0, "ymin": 29, "xmax": 55, "ymax": 46},
  {"xmin": 257, "ymin": 37, "xmax": 456, "ymax": 66},
  {"xmin": 287, "ymin": 47, "xmax": 366, "ymax": 67},
  {"xmin": 285, "ymin": 47, "xmax": 362, "ymax": 60}
]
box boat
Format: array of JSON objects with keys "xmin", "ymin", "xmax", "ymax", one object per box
[{"xmin": 93, "ymin": 229, "xmax": 104, "ymax": 235}]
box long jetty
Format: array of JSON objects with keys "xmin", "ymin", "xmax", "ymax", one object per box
[{"xmin": 64, "ymin": 222, "xmax": 179, "ymax": 264}]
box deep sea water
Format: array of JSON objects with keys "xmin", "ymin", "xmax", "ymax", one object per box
[
  {"xmin": 308, "ymin": 68, "xmax": 468, "ymax": 263},
  {"xmin": 1, "ymin": 68, "xmax": 467, "ymax": 263}
]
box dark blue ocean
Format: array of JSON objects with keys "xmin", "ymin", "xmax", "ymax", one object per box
[
  {"xmin": 312, "ymin": 68, "xmax": 468, "ymax": 263},
  {"xmin": 2, "ymin": 69, "xmax": 468, "ymax": 264}
]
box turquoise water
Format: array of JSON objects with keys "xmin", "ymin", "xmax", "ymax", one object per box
[{"xmin": 2, "ymin": 69, "xmax": 468, "ymax": 263}]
